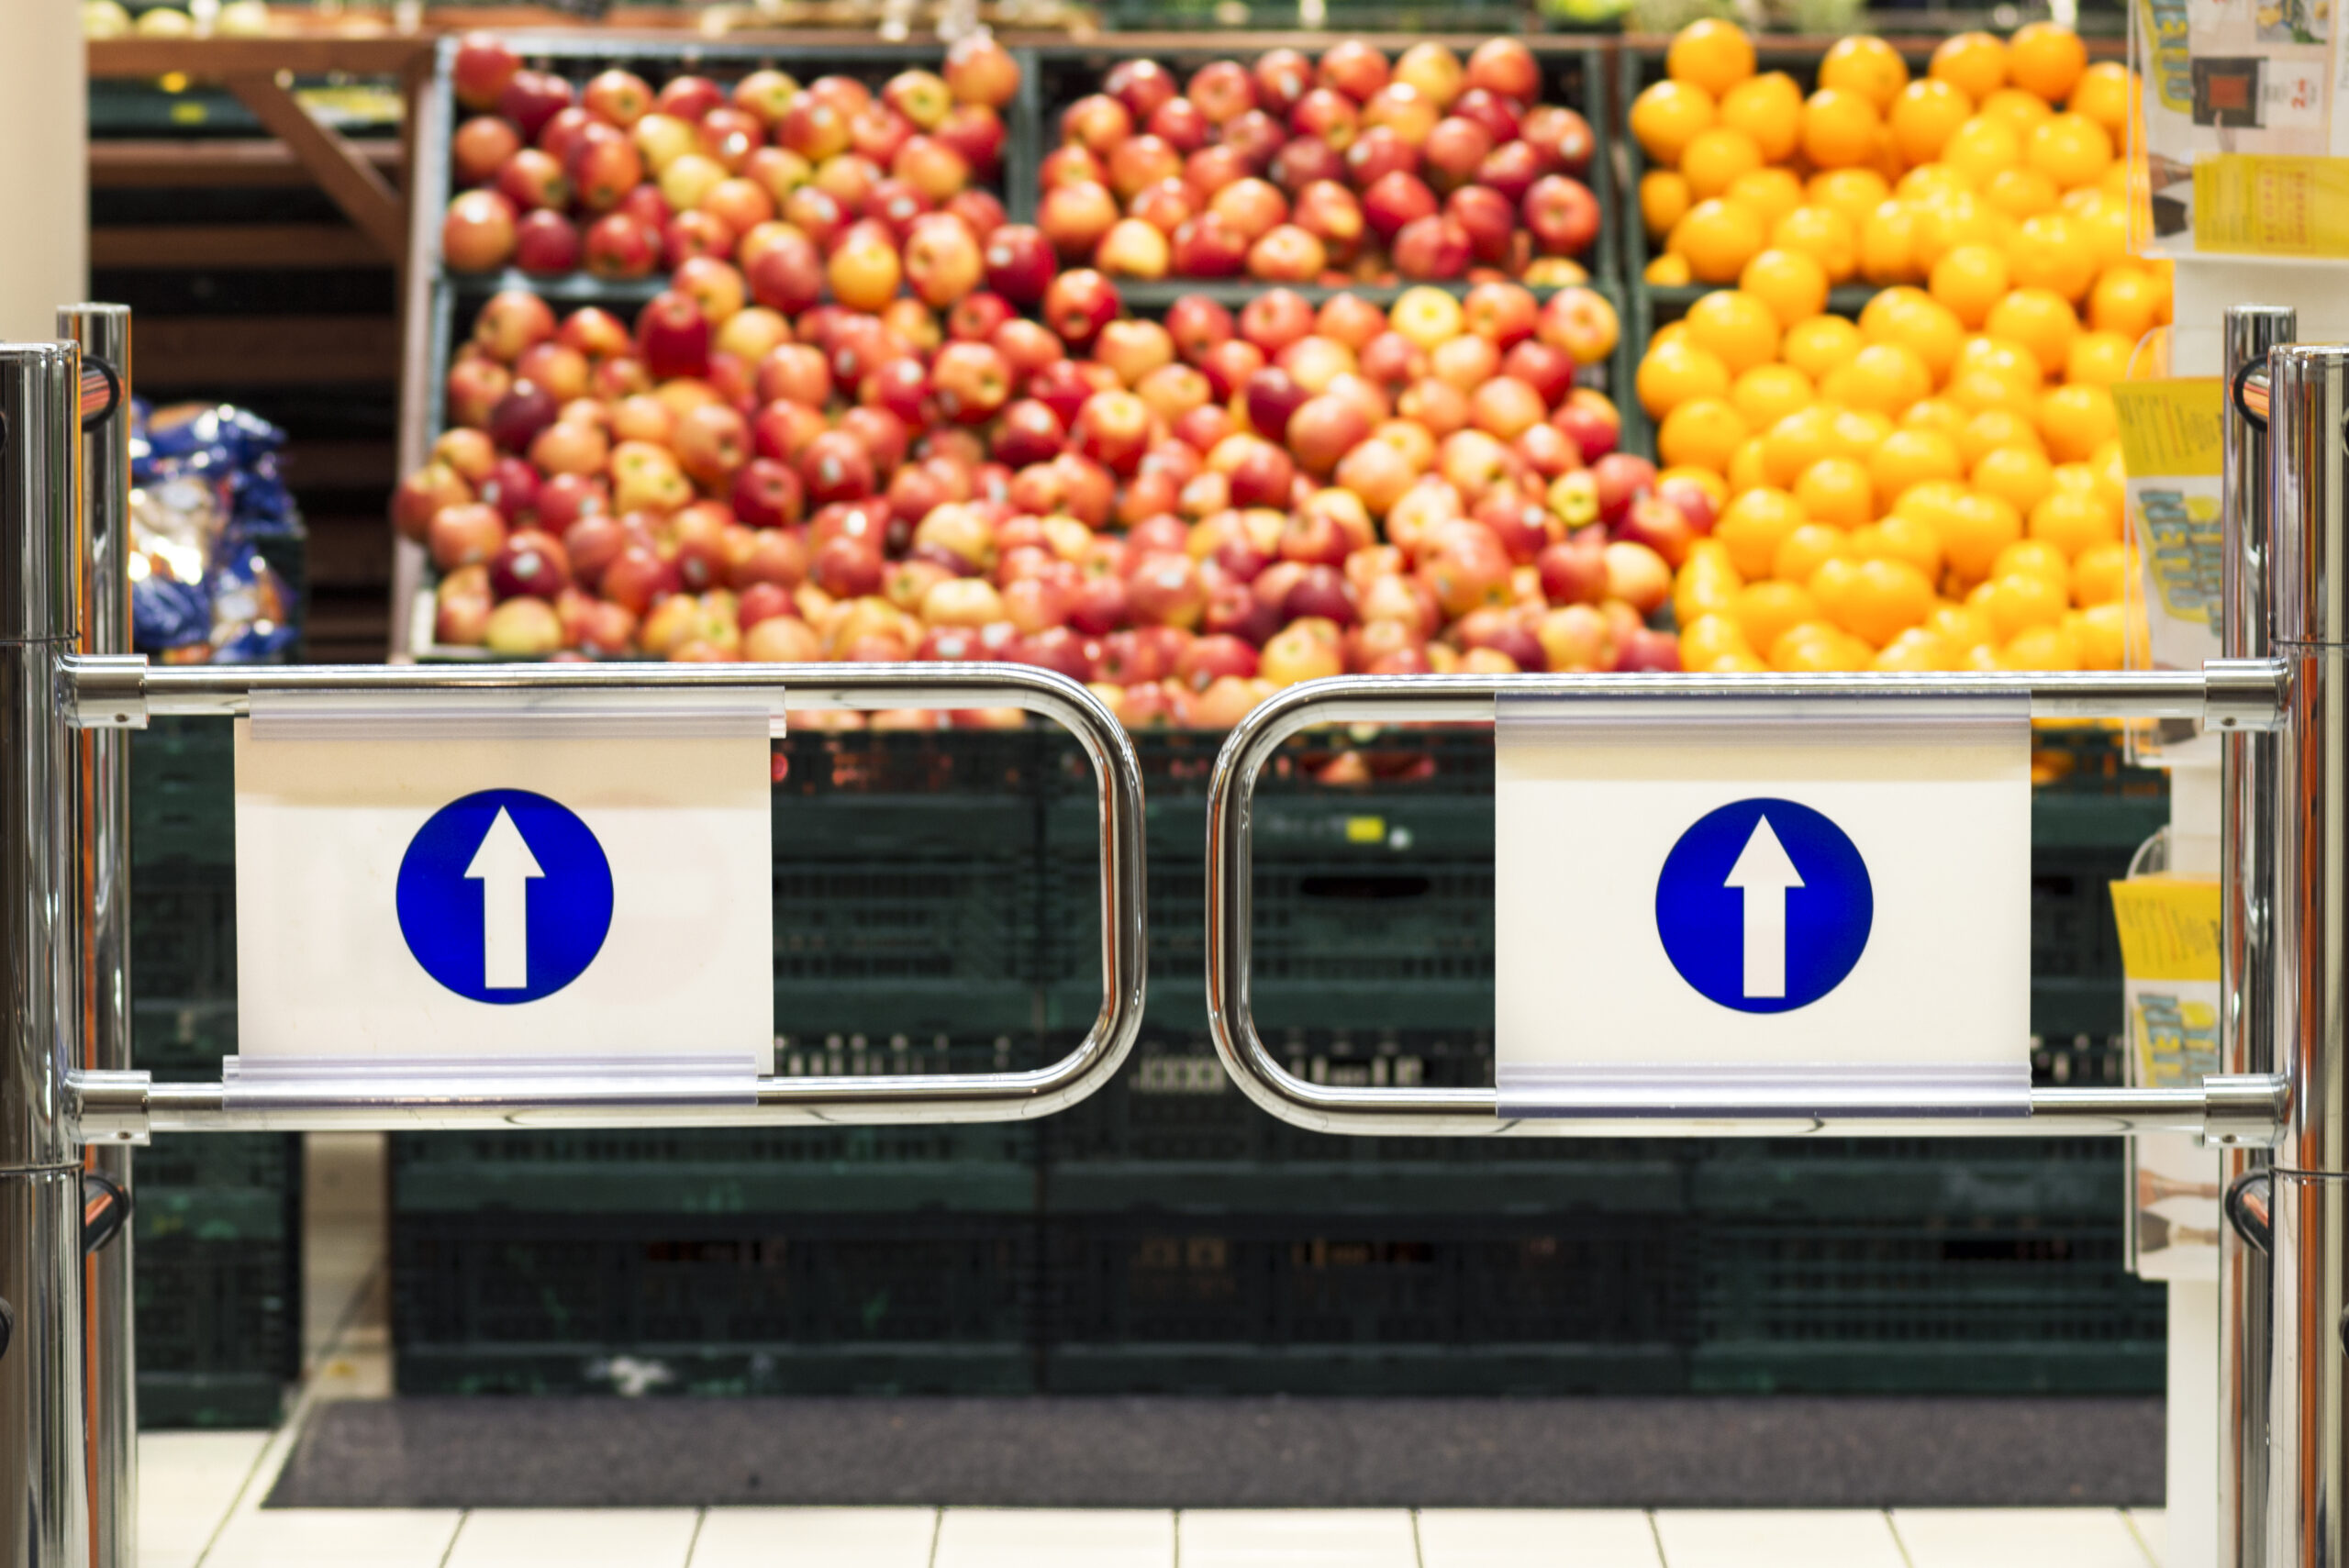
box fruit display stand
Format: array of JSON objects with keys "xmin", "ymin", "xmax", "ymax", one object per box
[{"xmin": 369, "ymin": 24, "xmax": 2161, "ymax": 1396}]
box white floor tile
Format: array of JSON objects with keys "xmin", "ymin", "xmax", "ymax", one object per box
[
  {"xmin": 1651, "ymin": 1510, "xmax": 1906, "ymax": 1568},
  {"xmin": 204, "ymin": 1507, "xmax": 462, "ymax": 1568},
  {"xmin": 933, "ymin": 1507, "xmax": 1174, "ymax": 1568},
  {"xmin": 2128, "ymin": 1509, "xmax": 2167, "ymax": 1568},
  {"xmin": 442, "ymin": 1508, "xmax": 701, "ymax": 1568},
  {"xmin": 1894, "ymin": 1508, "xmax": 2157, "ymax": 1568},
  {"xmin": 692, "ymin": 1507, "xmax": 938, "ymax": 1566},
  {"xmin": 1178, "ymin": 1509, "xmax": 1419, "ymax": 1568},
  {"xmin": 139, "ymin": 1431, "xmax": 273, "ymax": 1568},
  {"xmin": 1418, "ymin": 1509, "xmax": 1663, "ymax": 1567}
]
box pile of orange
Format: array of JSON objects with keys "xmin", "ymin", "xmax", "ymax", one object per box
[{"xmin": 1628, "ymin": 20, "xmax": 2156, "ymax": 673}]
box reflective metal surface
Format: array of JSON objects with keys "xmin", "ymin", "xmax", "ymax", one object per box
[
  {"xmin": 2223, "ymin": 306, "xmax": 2292, "ymax": 1568},
  {"xmin": 2266, "ymin": 344, "xmax": 2349, "ymax": 1568},
  {"xmin": 61, "ymin": 660, "xmax": 1146, "ymax": 1137},
  {"xmin": 1202, "ymin": 670, "xmax": 2288, "ymax": 1140},
  {"xmin": 63, "ymin": 305, "xmax": 133, "ymax": 1568},
  {"xmin": 0, "ymin": 1173, "xmax": 90, "ymax": 1568}
]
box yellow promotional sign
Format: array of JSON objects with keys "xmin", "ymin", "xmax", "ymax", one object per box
[
  {"xmin": 2110, "ymin": 877, "xmax": 2221, "ymax": 1089},
  {"xmin": 2194, "ymin": 156, "xmax": 2349, "ymax": 257}
]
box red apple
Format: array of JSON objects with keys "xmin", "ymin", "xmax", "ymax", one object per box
[
  {"xmin": 442, "ymin": 190, "xmax": 518, "ymax": 272},
  {"xmin": 1148, "ymin": 96, "xmax": 1209, "ymax": 153},
  {"xmin": 981, "ymin": 223, "xmax": 1056, "ymax": 305},
  {"xmin": 1041, "ymin": 268, "xmax": 1121, "ymax": 349},
  {"xmin": 453, "ymin": 116, "xmax": 521, "ymax": 186},
  {"xmin": 1446, "ymin": 184, "xmax": 1517, "ymax": 265},
  {"xmin": 1421, "ymin": 117, "xmax": 1496, "ymax": 191},
  {"xmin": 1186, "ymin": 60, "xmax": 1256, "ymax": 125},
  {"xmin": 582, "ymin": 212, "xmax": 659, "ymax": 278},
  {"xmin": 513, "ymin": 210, "xmax": 582, "ymax": 273},
  {"xmin": 1062, "ymin": 94, "xmax": 1135, "ymax": 155},
  {"xmin": 1286, "ymin": 394, "xmax": 1372, "ymax": 474},
  {"xmin": 1538, "ymin": 286, "xmax": 1620, "ymax": 366},
  {"xmin": 1361, "ymin": 171, "xmax": 1437, "ymax": 241},
  {"xmin": 1522, "ymin": 174, "xmax": 1599, "ymax": 256},
  {"xmin": 1344, "ymin": 126, "xmax": 1419, "ymax": 189},
  {"xmin": 944, "ymin": 34, "xmax": 1022, "ymax": 109},
  {"xmin": 1238, "ymin": 288, "xmax": 1315, "ymax": 354},
  {"xmin": 1040, "ymin": 181, "xmax": 1119, "ymax": 261},
  {"xmin": 1168, "ymin": 214, "xmax": 1248, "ymax": 278},
  {"xmin": 1247, "ymin": 224, "xmax": 1325, "ymax": 283},
  {"xmin": 1465, "ymin": 39, "xmax": 1541, "ymax": 103},
  {"xmin": 451, "ymin": 33, "xmax": 520, "ymax": 113},
  {"xmin": 1392, "ymin": 214, "xmax": 1470, "ymax": 279}
]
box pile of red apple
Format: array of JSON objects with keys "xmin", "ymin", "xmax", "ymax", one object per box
[
  {"xmin": 397, "ymin": 265, "xmax": 1678, "ymax": 728},
  {"xmin": 440, "ymin": 30, "xmax": 1020, "ymax": 292},
  {"xmin": 1040, "ymin": 39, "xmax": 1603, "ymax": 286}
]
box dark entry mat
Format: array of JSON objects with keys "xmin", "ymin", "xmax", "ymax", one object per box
[{"xmin": 267, "ymin": 1396, "xmax": 2162, "ymax": 1509}]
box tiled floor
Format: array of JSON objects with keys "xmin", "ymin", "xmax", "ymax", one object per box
[{"xmin": 142, "ymin": 1430, "xmax": 2172, "ymax": 1568}]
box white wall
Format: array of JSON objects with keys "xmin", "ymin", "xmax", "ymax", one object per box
[{"xmin": 0, "ymin": 1, "xmax": 86, "ymax": 341}]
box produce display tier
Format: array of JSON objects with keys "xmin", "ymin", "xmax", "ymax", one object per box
[{"xmin": 130, "ymin": 1134, "xmax": 303, "ymax": 1429}]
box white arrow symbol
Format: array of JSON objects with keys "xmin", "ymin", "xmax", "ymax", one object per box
[
  {"xmin": 1724, "ymin": 814, "xmax": 1803, "ymax": 999},
  {"xmin": 464, "ymin": 806, "xmax": 543, "ymax": 990}
]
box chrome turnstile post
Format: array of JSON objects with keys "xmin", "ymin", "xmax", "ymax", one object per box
[
  {"xmin": 0, "ymin": 342, "xmax": 94, "ymax": 1566},
  {"xmin": 2263, "ymin": 343, "xmax": 2349, "ymax": 1568},
  {"xmin": 63, "ymin": 303, "xmax": 131, "ymax": 1568},
  {"xmin": 2222, "ymin": 306, "xmax": 2290, "ymax": 1568}
]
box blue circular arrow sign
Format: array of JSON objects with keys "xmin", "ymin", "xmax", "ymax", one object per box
[
  {"xmin": 1654, "ymin": 796, "xmax": 1872, "ymax": 1015},
  {"xmin": 395, "ymin": 789, "xmax": 613, "ymax": 1005}
]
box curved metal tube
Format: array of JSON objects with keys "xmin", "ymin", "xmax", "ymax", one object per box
[
  {"xmin": 1204, "ymin": 669, "xmax": 2290, "ymax": 1141},
  {"xmin": 66, "ymin": 659, "xmax": 1146, "ymax": 1134}
]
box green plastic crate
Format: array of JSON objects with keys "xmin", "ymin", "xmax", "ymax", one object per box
[{"xmin": 134, "ymin": 1133, "xmax": 302, "ymax": 1429}]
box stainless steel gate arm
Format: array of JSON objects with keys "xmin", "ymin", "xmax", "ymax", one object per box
[
  {"xmin": 1204, "ymin": 666, "xmax": 2291, "ymax": 1143},
  {"xmin": 63, "ymin": 657, "xmax": 1146, "ymax": 1137}
]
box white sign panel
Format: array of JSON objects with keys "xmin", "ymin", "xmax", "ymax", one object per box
[
  {"xmin": 233, "ymin": 692, "xmax": 777, "ymax": 1088},
  {"xmin": 1495, "ymin": 698, "xmax": 2032, "ymax": 1118}
]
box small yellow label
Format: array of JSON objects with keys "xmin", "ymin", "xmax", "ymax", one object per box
[
  {"xmin": 2111, "ymin": 379, "xmax": 2223, "ymax": 481},
  {"xmin": 1345, "ymin": 816, "xmax": 1385, "ymax": 844},
  {"xmin": 2110, "ymin": 877, "xmax": 2222, "ymax": 982},
  {"xmin": 2194, "ymin": 155, "xmax": 2349, "ymax": 258},
  {"xmin": 169, "ymin": 102, "xmax": 206, "ymax": 125}
]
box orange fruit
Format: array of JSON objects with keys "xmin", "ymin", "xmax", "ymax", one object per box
[
  {"xmin": 1668, "ymin": 198, "xmax": 1768, "ymax": 284},
  {"xmin": 1873, "ymin": 627, "xmax": 1960, "ymax": 671},
  {"xmin": 1831, "ymin": 406, "xmax": 1893, "ymax": 455},
  {"xmin": 1781, "ymin": 314, "xmax": 1865, "ymax": 381},
  {"xmin": 1645, "ymin": 253, "xmax": 1694, "ymax": 287},
  {"xmin": 2009, "ymin": 21, "xmax": 2087, "ymax": 103},
  {"xmin": 1931, "ymin": 32, "xmax": 2009, "ymax": 100},
  {"xmin": 1822, "ymin": 341, "xmax": 1932, "ymax": 416},
  {"xmin": 1635, "ymin": 336, "xmax": 1733, "ymax": 418},
  {"xmin": 1909, "ymin": 192, "xmax": 2012, "ymax": 272},
  {"xmin": 1716, "ymin": 487, "xmax": 1808, "ymax": 576},
  {"xmin": 1740, "ymin": 247, "xmax": 1831, "ymax": 325},
  {"xmin": 1955, "ymin": 334, "xmax": 2046, "ymax": 391},
  {"xmin": 2027, "ymin": 112, "xmax": 2114, "ymax": 190},
  {"xmin": 1863, "ymin": 292, "xmax": 1965, "ymax": 383},
  {"xmin": 1978, "ymin": 87, "xmax": 2055, "ymax": 139},
  {"xmin": 1684, "ymin": 289, "xmax": 1782, "ymax": 373},
  {"xmin": 1867, "ymin": 427, "xmax": 1964, "ymax": 509},
  {"xmin": 1776, "ymin": 521, "xmax": 1856, "ymax": 581},
  {"xmin": 1857, "ymin": 512, "xmax": 1946, "ymax": 579},
  {"xmin": 1770, "ymin": 620, "xmax": 1873, "ymax": 672},
  {"xmin": 1726, "ymin": 435, "xmax": 1772, "ymax": 494},
  {"xmin": 1808, "ymin": 168, "xmax": 1893, "ymax": 228},
  {"xmin": 1793, "ymin": 456, "xmax": 1877, "ymax": 528},
  {"xmin": 1680, "ymin": 127, "xmax": 1765, "ymax": 200},
  {"xmin": 1992, "ymin": 538, "xmax": 2074, "ymax": 585},
  {"xmin": 1901, "ymin": 397, "xmax": 1968, "ymax": 439},
  {"xmin": 1828, "ymin": 557, "xmax": 1937, "ymax": 645},
  {"xmin": 1983, "ymin": 288, "xmax": 2079, "ymax": 379},
  {"xmin": 1730, "ymin": 577, "xmax": 1820, "ymax": 651},
  {"xmin": 1858, "ymin": 200, "xmax": 1922, "ymax": 284},
  {"xmin": 2009, "ymin": 212, "xmax": 2097, "ymax": 301},
  {"xmin": 2030, "ymin": 488, "xmax": 2121, "ymax": 557},
  {"xmin": 1976, "ymin": 570, "xmax": 2068, "ymax": 639},
  {"xmin": 1667, "ymin": 18, "xmax": 1757, "ymax": 98},
  {"xmin": 1895, "ymin": 163, "xmax": 1974, "ymax": 204},
  {"xmin": 1929, "ymin": 242, "xmax": 2013, "ymax": 329},
  {"xmin": 1939, "ymin": 491, "xmax": 2025, "ymax": 581},
  {"xmin": 1820, "ymin": 37, "xmax": 1911, "ymax": 112},
  {"xmin": 2087, "ymin": 264, "xmax": 2164, "ymax": 342},
  {"xmin": 1942, "ymin": 117, "xmax": 2023, "ymax": 186},
  {"xmin": 1725, "ymin": 168, "xmax": 1807, "ymax": 230},
  {"xmin": 1760, "ymin": 406, "xmax": 1842, "ymax": 487},
  {"xmin": 2039, "ymin": 383, "xmax": 2119, "ymax": 462},
  {"xmin": 1731, "ymin": 362, "xmax": 1816, "ymax": 428},
  {"xmin": 1926, "ymin": 600, "xmax": 1998, "ymax": 651},
  {"xmin": 1719, "ymin": 72, "xmax": 1805, "ymax": 163},
  {"xmin": 1946, "ymin": 368, "xmax": 2035, "ymax": 417},
  {"xmin": 1958, "ymin": 406, "xmax": 2045, "ymax": 466},
  {"xmin": 1982, "ymin": 167, "xmax": 2061, "ymax": 221},
  {"xmin": 1801, "ymin": 87, "xmax": 1883, "ymax": 170},
  {"xmin": 1888, "ymin": 78, "xmax": 1972, "ymax": 165},
  {"xmin": 2071, "ymin": 540, "xmax": 2132, "ymax": 606},
  {"xmin": 1680, "ymin": 613, "xmax": 1756, "ymax": 668},
  {"xmin": 1997, "ymin": 622, "xmax": 2081, "ymax": 672},
  {"xmin": 1772, "ymin": 204, "xmax": 1859, "ymax": 282},
  {"xmin": 2069, "ymin": 602, "xmax": 2130, "ymax": 670},
  {"xmin": 1631, "ymin": 80, "xmax": 1716, "ymax": 165},
  {"xmin": 1658, "ymin": 396, "xmax": 1750, "ymax": 473},
  {"xmin": 2068, "ymin": 61, "xmax": 2135, "ymax": 139},
  {"xmin": 1973, "ymin": 443, "xmax": 2056, "ymax": 516},
  {"xmin": 1640, "ymin": 170, "xmax": 1692, "ymax": 238}
]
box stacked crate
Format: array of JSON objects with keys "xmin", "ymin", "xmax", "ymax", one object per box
[{"xmin": 129, "ymin": 718, "xmax": 302, "ymax": 1428}]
